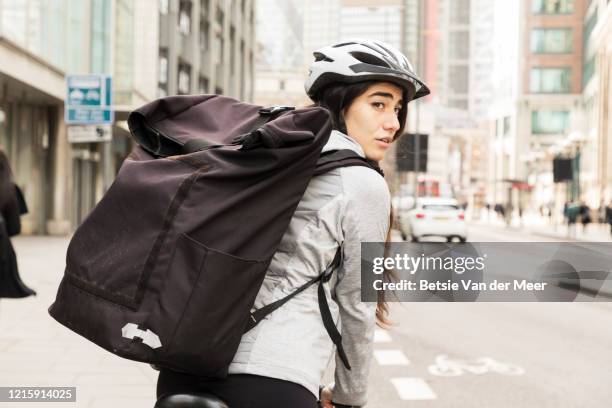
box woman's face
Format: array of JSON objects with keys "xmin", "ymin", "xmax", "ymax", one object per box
[{"xmin": 342, "ymin": 82, "xmax": 403, "ymax": 162}]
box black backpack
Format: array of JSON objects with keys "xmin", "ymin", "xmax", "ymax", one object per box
[{"xmin": 48, "ymin": 94, "xmax": 383, "ymax": 377}]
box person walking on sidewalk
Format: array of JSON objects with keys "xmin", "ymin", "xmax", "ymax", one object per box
[
  {"xmin": 0, "ymin": 148, "xmax": 36, "ymax": 299},
  {"xmin": 155, "ymin": 39, "xmax": 430, "ymax": 408},
  {"xmin": 578, "ymin": 200, "xmax": 591, "ymax": 234},
  {"xmin": 564, "ymin": 201, "xmax": 579, "ymax": 238},
  {"xmin": 606, "ymin": 200, "xmax": 612, "ymax": 237}
]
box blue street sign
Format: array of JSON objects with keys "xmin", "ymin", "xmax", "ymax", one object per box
[{"xmin": 65, "ymin": 74, "xmax": 113, "ymax": 125}]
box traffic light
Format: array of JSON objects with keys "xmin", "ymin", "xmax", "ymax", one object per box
[
  {"xmin": 553, "ymin": 157, "xmax": 573, "ymax": 182},
  {"xmin": 396, "ymin": 133, "xmax": 428, "ymax": 172}
]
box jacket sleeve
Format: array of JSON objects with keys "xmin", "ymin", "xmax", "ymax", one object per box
[{"xmin": 330, "ymin": 167, "xmax": 390, "ymax": 407}]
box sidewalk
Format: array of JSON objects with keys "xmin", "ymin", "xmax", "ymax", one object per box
[
  {"xmin": 473, "ymin": 212, "xmax": 612, "ymax": 242},
  {"xmin": 0, "ymin": 236, "xmax": 156, "ymax": 408}
]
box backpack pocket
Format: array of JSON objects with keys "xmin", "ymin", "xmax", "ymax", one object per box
[{"xmin": 155, "ymin": 233, "xmax": 270, "ymax": 376}]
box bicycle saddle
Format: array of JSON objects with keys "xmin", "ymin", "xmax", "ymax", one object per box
[{"xmin": 155, "ymin": 393, "xmax": 230, "ymax": 408}]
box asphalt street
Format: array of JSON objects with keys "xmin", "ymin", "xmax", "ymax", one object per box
[{"xmin": 351, "ymin": 223, "xmax": 612, "ymax": 407}]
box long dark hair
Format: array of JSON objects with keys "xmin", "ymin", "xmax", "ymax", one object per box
[
  {"xmin": 0, "ymin": 148, "xmax": 14, "ymax": 208},
  {"xmin": 311, "ymin": 81, "xmax": 406, "ymax": 328}
]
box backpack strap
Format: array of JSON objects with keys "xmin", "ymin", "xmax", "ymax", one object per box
[
  {"xmin": 243, "ymin": 246, "xmax": 352, "ymax": 370},
  {"xmin": 314, "ymin": 149, "xmax": 384, "ymax": 177},
  {"xmin": 244, "ymin": 247, "xmax": 342, "ymax": 332}
]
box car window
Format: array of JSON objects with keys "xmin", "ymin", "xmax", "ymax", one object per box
[{"xmin": 421, "ymin": 204, "xmax": 459, "ymax": 211}]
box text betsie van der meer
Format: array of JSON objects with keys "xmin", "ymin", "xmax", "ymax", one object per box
[{"xmin": 371, "ymin": 254, "xmax": 548, "ymax": 292}]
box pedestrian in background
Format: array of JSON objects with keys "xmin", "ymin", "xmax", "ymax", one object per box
[
  {"xmin": 0, "ymin": 148, "xmax": 36, "ymax": 299},
  {"xmin": 606, "ymin": 200, "xmax": 612, "ymax": 237},
  {"xmin": 578, "ymin": 200, "xmax": 591, "ymax": 234},
  {"xmin": 564, "ymin": 201, "xmax": 578, "ymax": 238}
]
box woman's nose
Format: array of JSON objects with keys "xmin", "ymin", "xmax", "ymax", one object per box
[{"xmin": 383, "ymin": 113, "xmax": 400, "ymax": 132}]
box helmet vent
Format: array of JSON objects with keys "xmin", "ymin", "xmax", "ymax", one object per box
[
  {"xmin": 349, "ymin": 51, "xmax": 388, "ymax": 68},
  {"xmin": 313, "ymin": 52, "xmax": 334, "ymax": 62},
  {"xmin": 332, "ymin": 42, "xmax": 356, "ymax": 48}
]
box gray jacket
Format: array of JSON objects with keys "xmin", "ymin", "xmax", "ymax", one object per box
[{"xmin": 228, "ymin": 130, "xmax": 390, "ymax": 406}]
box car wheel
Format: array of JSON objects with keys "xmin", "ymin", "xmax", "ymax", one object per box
[
  {"xmin": 410, "ymin": 235, "xmax": 419, "ymax": 242},
  {"xmin": 446, "ymin": 236, "xmax": 453, "ymax": 243},
  {"xmin": 459, "ymin": 237, "xmax": 467, "ymax": 243},
  {"xmin": 401, "ymin": 232, "xmax": 407, "ymax": 241}
]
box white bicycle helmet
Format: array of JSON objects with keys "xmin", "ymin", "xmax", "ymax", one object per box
[{"xmin": 305, "ymin": 39, "xmax": 430, "ymax": 102}]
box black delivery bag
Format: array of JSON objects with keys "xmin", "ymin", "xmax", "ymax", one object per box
[{"xmin": 48, "ymin": 94, "xmax": 377, "ymax": 377}]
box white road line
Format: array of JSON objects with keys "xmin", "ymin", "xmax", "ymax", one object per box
[
  {"xmin": 373, "ymin": 349, "xmax": 410, "ymax": 366},
  {"xmin": 391, "ymin": 377, "xmax": 438, "ymax": 400},
  {"xmin": 373, "ymin": 329, "xmax": 392, "ymax": 343}
]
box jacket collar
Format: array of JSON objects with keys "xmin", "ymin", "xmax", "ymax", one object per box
[{"xmin": 321, "ymin": 130, "xmax": 366, "ymax": 157}]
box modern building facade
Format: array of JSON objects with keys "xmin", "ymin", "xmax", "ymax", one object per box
[
  {"xmin": 253, "ymin": 0, "xmax": 306, "ymax": 107},
  {"xmin": 340, "ymin": 0, "xmax": 403, "ymax": 50},
  {"xmin": 513, "ymin": 0, "xmax": 586, "ymax": 216},
  {"xmin": 0, "ymin": 0, "xmax": 255, "ymax": 235},
  {"xmin": 0, "ymin": 0, "xmax": 148, "ymax": 235},
  {"xmin": 158, "ymin": 0, "xmax": 255, "ymax": 101},
  {"xmin": 573, "ymin": 0, "xmax": 612, "ymax": 212}
]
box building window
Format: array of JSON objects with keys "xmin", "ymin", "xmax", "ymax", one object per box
[
  {"xmin": 583, "ymin": 9, "xmax": 598, "ymax": 44},
  {"xmin": 158, "ymin": 49, "xmax": 168, "ymax": 85},
  {"xmin": 503, "ymin": 116, "xmax": 511, "ymax": 135},
  {"xmin": 200, "ymin": 20, "xmax": 209, "ymax": 50},
  {"xmin": 449, "ymin": 65, "xmax": 468, "ymax": 94},
  {"xmin": 230, "ymin": 26, "xmax": 236, "ymax": 75},
  {"xmin": 198, "ymin": 76, "xmax": 209, "ymax": 94},
  {"xmin": 531, "ymin": 28, "xmax": 573, "ymax": 53},
  {"xmin": 178, "ymin": 63, "xmax": 191, "ymax": 94},
  {"xmin": 179, "ymin": 1, "xmax": 192, "ymax": 35},
  {"xmin": 532, "ymin": 0, "xmax": 574, "ymax": 14},
  {"xmin": 531, "ymin": 111, "xmax": 569, "ymax": 134},
  {"xmin": 583, "ymin": 56, "xmax": 595, "ymax": 87},
  {"xmin": 530, "ymin": 67, "xmax": 571, "ymax": 93},
  {"xmin": 450, "ymin": 31, "xmax": 469, "ymax": 59},
  {"xmin": 158, "ymin": 48, "xmax": 168, "ymax": 97},
  {"xmin": 449, "ymin": 0, "xmax": 470, "ymax": 24},
  {"xmin": 160, "ymin": 0, "xmax": 169, "ymax": 14},
  {"xmin": 216, "ymin": 6, "xmax": 224, "ymax": 26},
  {"xmin": 201, "ymin": 0, "xmax": 209, "ymax": 14},
  {"xmin": 448, "ymin": 99, "xmax": 468, "ymax": 110},
  {"xmin": 214, "ymin": 30, "xmax": 223, "ymax": 63}
]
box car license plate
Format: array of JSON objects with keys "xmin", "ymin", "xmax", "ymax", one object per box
[{"xmin": 434, "ymin": 216, "xmax": 449, "ymax": 220}]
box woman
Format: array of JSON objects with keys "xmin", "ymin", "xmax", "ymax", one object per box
[
  {"xmin": 156, "ymin": 39, "xmax": 429, "ymax": 408},
  {"xmin": 0, "ymin": 148, "xmax": 35, "ymax": 299},
  {"xmin": 606, "ymin": 200, "xmax": 612, "ymax": 237}
]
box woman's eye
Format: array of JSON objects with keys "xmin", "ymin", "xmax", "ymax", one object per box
[
  {"xmin": 394, "ymin": 107, "xmax": 401, "ymax": 115},
  {"xmin": 372, "ymin": 102, "xmax": 385, "ymax": 110}
]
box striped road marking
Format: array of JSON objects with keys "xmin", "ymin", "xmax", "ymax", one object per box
[
  {"xmin": 391, "ymin": 377, "xmax": 438, "ymax": 400},
  {"xmin": 373, "ymin": 349, "xmax": 410, "ymax": 366},
  {"xmin": 373, "ymin": 329, "xmax": 392, "ymax": 343}
]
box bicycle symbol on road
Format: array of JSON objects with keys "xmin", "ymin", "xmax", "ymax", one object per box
[{"xmin": 428, "ymin": 354, "xmax": 525, "ymax": 376}]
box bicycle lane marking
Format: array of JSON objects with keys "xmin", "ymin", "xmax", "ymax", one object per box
[
  {"xmin": 428, "ymin": 354, "xmax": 526, "ymax": 376},
  {"xmin": 390, "ymin": 378, "xmax": 438, "ymax": 401},
  {"xmin": 373, "ymin": 329, "xmax": 392, "ymax": 343},
  {"xmin": 373, "ymin": 350, "xmax": 410, "ymax": 366},
  {"xmin": 373, "ymin": 329, "xmax": 437, "ymax": 400}
]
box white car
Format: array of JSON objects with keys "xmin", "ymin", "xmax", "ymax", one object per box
[{"xmin": 397, "ymin": 197, "xmax": 467, "ymax": 242}]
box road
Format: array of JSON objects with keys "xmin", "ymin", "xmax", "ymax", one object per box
[{"xmin": 353, "ymin": 223, "xmax": 612, "ymax": 407}]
